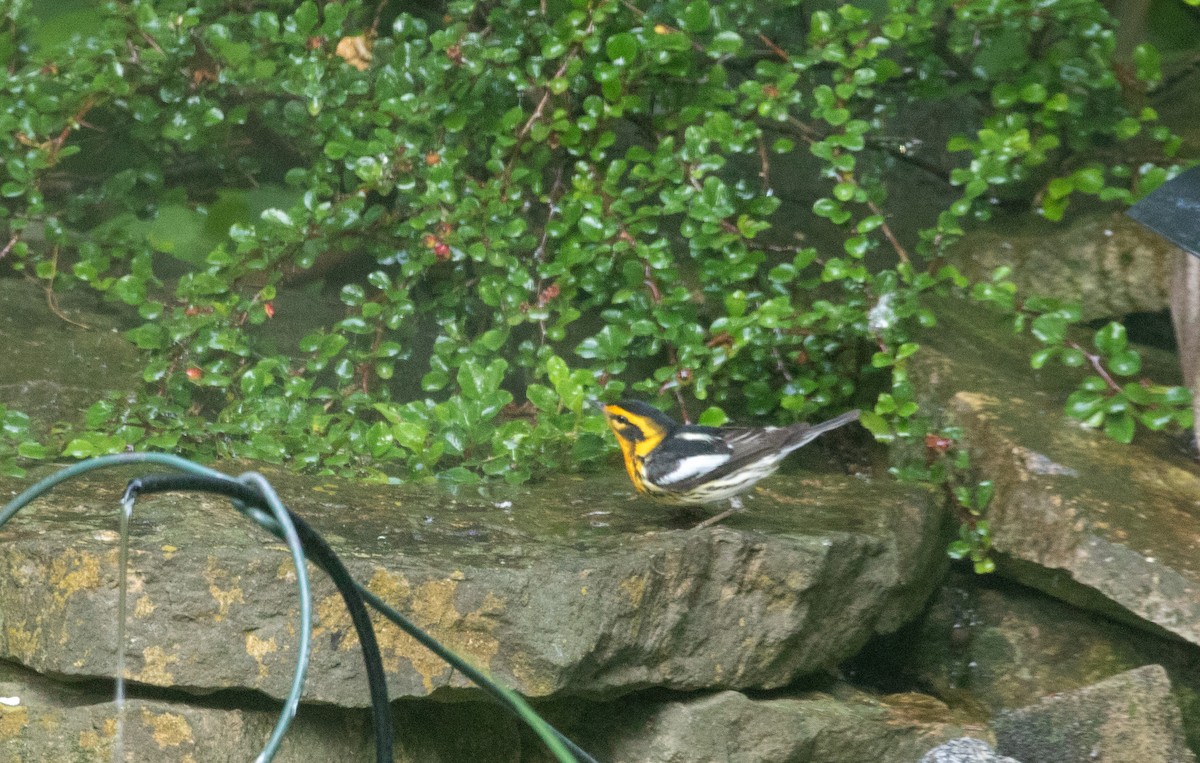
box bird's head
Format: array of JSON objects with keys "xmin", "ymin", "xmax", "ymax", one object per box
[{"xmin": 601, "ymin": 400, "xmax": 676, "ymax": 459}]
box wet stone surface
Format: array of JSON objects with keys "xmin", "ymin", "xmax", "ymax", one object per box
[
  {"xmin": 0, "ymin": 464, "xmax": 946, "ymax": 707},
  {"xmin": 539, "ymin": 684, "xmax": 985, "ymax": 763},
  {"xmin": 994, "ymin": 665, "xmax": 1196, "ymax": 763},
  {"xmin": 0, "ymin": 659, "xmax": 517, "ymax": 762},
  {"xmin": 953, "ymin": 209, "xmax": 1175, "ymax": 322},
  {"xmin": 914, "ymin": 297, "xmax": 1200, "ymax": 649},
  {"xmin": 900, "ymin": 572, "xmax": 1200, "ymax": 751},
  {"xmin": 0, "ymin": 281, "xmax": 140, "ymax": 435}
]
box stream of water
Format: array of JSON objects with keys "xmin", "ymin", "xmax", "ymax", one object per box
[{"xmin": 113, "ymin": 494, "xmax": 133, "ymax": 763}]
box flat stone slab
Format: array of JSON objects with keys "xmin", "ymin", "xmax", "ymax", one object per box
[
  {"xmin": 0, "ymin": 281, "xmax": 140, "ymax": 436},
  {"xmin": 561, "ymin": 684, "xmax": 986, "ymax": 763},
  {"xmin": 0, "ymin": 464, "xmax": 944, "ymax": 707},
  {"xmin": 994, "ymin": 665, "xmax": 1195, "ymax": 763},
  {"xmin": 908, "ymin": 573, "xmax": 1200, "ymax": 750},
  {"xmin": 0, "ymin": 658, "xmax": 975, "ymax": 763},
  {"xmin": 916, "ymin": 298, "xmax": 1200, "ymax": 648},
  {"xmin": 954, "ymin": 210, "xmax": 1173, "ymax": 321},
  {"xmin": 0, "ymin": 660, "xmax": 517, "ymax": 762}
]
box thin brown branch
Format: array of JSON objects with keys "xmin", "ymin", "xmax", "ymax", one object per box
[
  {"xmin": 138, "ymin": 29, "xmax": 164, "ymax": 56},
  {"xmin": 515, "ymin": 46, "xmax": 577, "ymax": 141},
  {"xmin": 866, "ymin": 199, "xmax": 910, "ymax": 265},
  {"xmin": 672, "ymin": 386, "xmax": 691, "ymax": 423},
  {"xmin": 757, "ymin": 33, "xmax": 789, "ymax": 62},
  {"xmin": 517, "ymin": 88, "xmax": 553, "ymax": 143},
  {"xmin": 641, "ymin": 261, "xmax": 662, "ymax": 303},
  {"xmin": 785, "ymin": 116, "xmax": 821, "ymax": 145},
  {"xmin": 36, "ymin": 247, "xmax": 91, "ymax": 329},
  {"xmin": 370, "ymin": 0, "xmax": 388, "ymax": 36},
  {"xmin": 770, "ymin": 343, "xmax": 794, "ymax": 382},
  {"xmin": 1068, "ymin": 340, "xmax": 1123, "ymax": 393},
  {"xmin": 756, "ymin": 133, "xmax": 771, "ymax": 194},
  {"xmin": 499, "ymin": 49, "xmax": 579, "ymax": 190},
  {"xmin": 619, "ymin": 0, "xmax": 644, "ymax": 18}
]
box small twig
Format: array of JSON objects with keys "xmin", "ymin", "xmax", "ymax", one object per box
[
  {"xmin": 139, "ymin": 29, "xmax": 165, "ymax": 56},
  {"xmin": 370, "ymin": 0, "xmax": 388, "ymax": 36},
  {"xmin": 125, "ymin": 38, "xmax": 142, "ymax": 67},
  {"xmin": 516, "ymin": 50, "xmax": 579, "ymax": 143},
  {"xmin": 517, "ymin": 89, "xmax": 553, "ymax": 143},
  {"xmin": 785, "ymin": 116, "xmax": 821, "ymax": 145},
  {"xmin": 672, "ymin": 386, "xmax": 691, "ymax": 424},
  {"xmin": 529, "ymin": 166, "xmax": 566, "ymax": 346},
  {"xmin": 1069, "ymin": 340, "xmax": 1122, "ymax": 392},
  {"xmin": 641, "ymin": 261, "xmax": 662, "ymax": 303},
  {"xmin": 866, "ymin": 198, "xmax": 910, "ymax": 264},
  {"xmin": 499, "ymin": 50, "xmax": 579, "ymax": 189},
  {"xmin": 756, "ymin": 133, "xmax": 771, "ymax": 194},
  {"xmin": 757, "ymin": 33, "xmax": 789, "ymax": 62},
  {"xmin": 660, "ymin": 347, "xmax": 691, "ymax": 423},
  {"xmin": 619, "ymin": 0, "xmax": 645, "ymax": 18},
  {"xmin": 770, "ymin": 341, "xmax": 794, "ymax": 382},
  {"xmin": 43, "ymin": 96, "xmax": 98, "ymax": 163},
  {"xmin": 38, "ymin": 247, "xmax": 91, "ymax": 330},
  {"xmin": 0, "ymin": 234, "xmax": 17, "ymax": 261}
]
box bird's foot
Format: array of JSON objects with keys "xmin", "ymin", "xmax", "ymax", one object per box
[{"xmin": 693, "ymin": 496, "xmax": 744, "ymax": 530}]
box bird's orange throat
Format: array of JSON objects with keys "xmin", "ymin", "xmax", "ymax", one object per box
[{"xmin": 602, "ymin": 403, "xmax": 669, "ymax": 494}]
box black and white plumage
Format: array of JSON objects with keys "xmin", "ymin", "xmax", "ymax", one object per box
[{"xmin": 602, "ymin": 401, "xmax": 861, "ymax": 511}]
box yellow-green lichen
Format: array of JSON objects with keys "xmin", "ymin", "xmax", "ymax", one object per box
[
  {"xmin": 141, "ymin": 708, "xmax": 195, "ymax": 748},
  {"xmin": 366, "ymin": 568, "xmax": 505, "ymax": 693}
]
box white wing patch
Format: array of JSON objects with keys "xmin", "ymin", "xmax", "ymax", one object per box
[
  {"xmin": 674, "ymin": 431, "xmax": 721, "ymax": 442},
  {"xmin": 655, "ymin": 453, "xmax": 731, "ymax": 485}
]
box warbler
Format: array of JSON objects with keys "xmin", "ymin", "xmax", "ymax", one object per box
[{"xmin": 601, "ymin": 400, "xmax": 860, "ymax": 527}]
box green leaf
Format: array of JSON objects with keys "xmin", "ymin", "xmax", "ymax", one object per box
[
  {"xmin": 681, "ymin": 1, "xmax": 710, "ymax": 32},
  {"xmin": 606, "ymin": 33, "xmax": 639, "ymax": 65},
  {"xmin": 1065, "ymin": 390, "xmax": 1104, "ymax": 419},
  {"xmin": 391, "ymin": 421, "xmax": 428, "ymax": 451},
  {"xmin": 709, "ymin": 31, "xmax": 742, "ymax": 54},
  {"xmin": 62, "ymin": 438, "xmax": 95, "ymax": 459},
  {"xmin": 1094, "ymin": 322, "xmax": 1126, "ymax": 355},
  {"xmin": 1030, "ymin": 347, "xmax": 1056, "ymax": 369},
  {"xmin": 1072, "ymin": 167, "xmax": 1105, "ymax": 195},
  {"xmin": 697, "ymin": 406, "xmax": 728, "ymax": 426},
  {"xmin": 975, "ymin": 481, "xmax": 994, "ymax": 510},
  {"xmin": 1163, "ymin": 386, "xmax": 1193, "ymax": 405},
  {"xmin": 293, "ymin": 1, "xmax": 319, "ymax": 34},
  {"xmin": 439, "ymin": 466, "xmax": 481, "ymax": 484},
  {"xmin": 577, "ymin": 213, "xmax": 606, "ymax": 242},
  {"xmin": 1107, "ymin": 349, "xmax": 1141, "ymax": 377},
  {"xmin": 1020, "ymin": 82, "xmax": 1047, "ymax": 103},
  {"xmin": 857, "ymin": 410, "xmax": 892, "ymax": 440},
  {"xmin": 1104, "ymin": 412, "xmax": 1135, "ymax": 444},
  {"xmin": 1030, "ymin": 314, "xmax": 1067, "ymax": 345},
  {"xmin": 526, "ymin": 383, "xmax": 558, "ymax": 411},
  {"xmin": 1132, "ymin": 43, "xmax": 1161, "ymax": 83},
  {"xmin": 17, "ymin": 441, "xmax": 49, "ymax": 459},
  {"xmin": 458, "ymin": 358, "xmax": 508, "ymax": 397}
]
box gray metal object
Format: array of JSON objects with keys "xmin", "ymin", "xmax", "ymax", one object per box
[{"xmin": 1127, "ymin": 165, "xmax": 1200, "ymax": 257}]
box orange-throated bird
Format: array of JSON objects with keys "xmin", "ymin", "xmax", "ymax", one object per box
[{"xmin": 601, "ymin": 400, "xmax": 860, "ymax": 527}]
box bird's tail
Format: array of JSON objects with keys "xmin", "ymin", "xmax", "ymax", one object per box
[{"xmin": 782, "ymin": 409, "xmax": 860, "ymax": 453}]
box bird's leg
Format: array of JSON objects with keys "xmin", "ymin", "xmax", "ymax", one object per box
[{"xmin": 693, "ymin": 496, "xmax": 744, "ymax": 530}]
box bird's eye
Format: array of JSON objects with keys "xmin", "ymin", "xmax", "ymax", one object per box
[{"xmin": 613, "ymin": 415, "xmax": 629, "ymax": 426}]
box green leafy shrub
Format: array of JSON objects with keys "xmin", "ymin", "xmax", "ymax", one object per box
[{"xmin": 0, "ymin": 0, "xmax": 1189, "ymax": 494}]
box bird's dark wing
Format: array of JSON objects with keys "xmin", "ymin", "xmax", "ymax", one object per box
[
  {"xmin": 641, "ymin": 427, "xmax": 733, "ymax": 486},
  {"xmin": 662, "ymin": 411, "xmax": 859, "ymax": 493}
]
